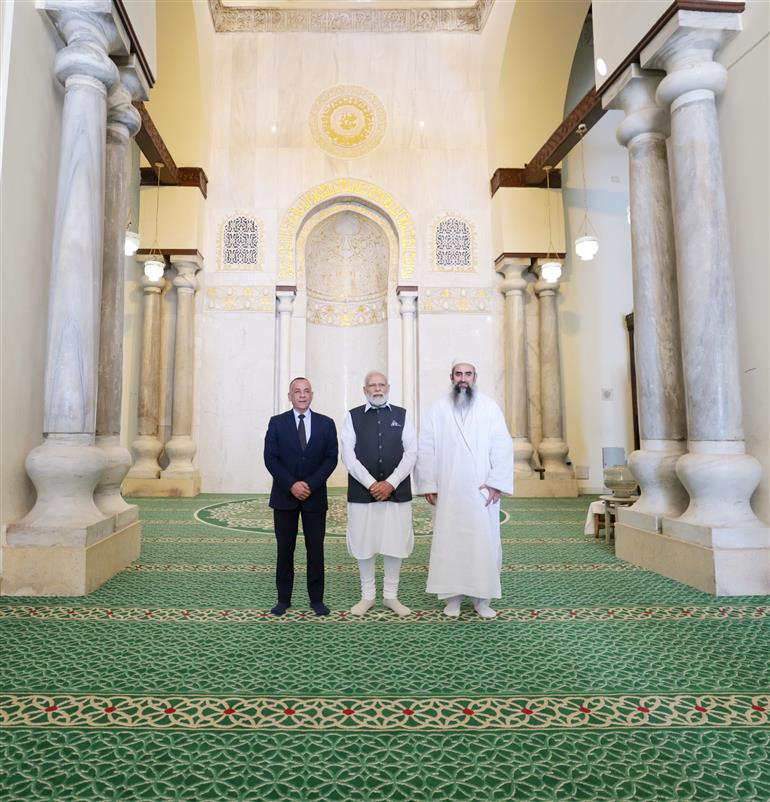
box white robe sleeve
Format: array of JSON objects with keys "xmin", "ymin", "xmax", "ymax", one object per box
[
  {"xmin": 484, "ymin": 400, "xmax": 514, "ymax": 495},
  {"xmin": 385, "ymin": 410, "xmax": 417, "ymax": 489},
  {"xmin": 414, "ymin": 404, "xmax": 438, "ymax": 494},
  {"xmin": 340, "ymin": 411, "xmax": 377, "ymax": 490}
]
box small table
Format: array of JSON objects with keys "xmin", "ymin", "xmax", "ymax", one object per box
[{"xmin": 599, "ymin": 495, "xmax": 638, "ymax": 543}]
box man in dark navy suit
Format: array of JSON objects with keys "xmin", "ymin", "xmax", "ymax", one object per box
[{"xmin": 264, "ymin": 377, "xmax": 338, "ymax": 616}]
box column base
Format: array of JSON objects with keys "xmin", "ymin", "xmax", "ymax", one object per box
[
  {"xmin": 6, "ymin": 514, "xmax": 115, "ymax": 549},
  {"xmin": 123, "ymin": 475, "xmax": 201, "ymax": 498},
  {"xmin": 616, "ymin": 521, "xmax": 770, "ymax": 596},
  {"xmin": 513, "ymin": 477, "xmax": 579, "ymax": 498},
  {"xmin": 618, "ymin": 507, "xmax": 663, "ymax": 533},
  {"xmin": 1, "ymin": 520, "xmax": 141, "ymax": 597}
]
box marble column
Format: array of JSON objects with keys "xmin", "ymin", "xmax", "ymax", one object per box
[
  {"xmin": 161, "ymin": 259, "xmax": 201, "ymax": 491},
  {"xmin": 603, "ymin": 64, "xmax": 688, "ymax": 531},
  {"xmin": 496, "ymin": 257, "xmax": 534, "ymax": 479},
  {"xmin": 397, "ymin": 287, "xmax": 418, "ymax": 419},
  {"xmin": 157, "ymin": 263, "xmax": 178, "ymax": 454},
  {"xmin": 127, "ymin": 272, "xmax": 166, "ymax": 478},
  {"xmin": 524, "ymin": 282, "xmax": 543, "ymax": 468},
  {"xmin": 94, "ymin": 67, "xmax": 142, "ymax": 527},
  {"xmin": 643, "ymin": 13, "xmax": 765, "ymax": 531},
  {"xmin": 275, "ymin": 287, "xmax": 296, "ymax": 413},
  {"xmin": 534, "ymin": 260, "xmax": 573, "ymax": 477},
  {"xmin": 6, "ymin": 10, "xmax": 118, "ymax": 549},
  {"xmin": 629, "ymin": 9, "xmax": 768, "ymax": 595}
]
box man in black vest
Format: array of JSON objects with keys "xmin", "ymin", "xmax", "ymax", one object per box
[{"xmin": 340, "ymin": 370, "xmax": 417, "ymax": 616}]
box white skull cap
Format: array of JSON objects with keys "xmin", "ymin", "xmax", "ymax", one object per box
[{"xmin": 451, "ymin": 358, "xmax": 476, "ymax": 371}]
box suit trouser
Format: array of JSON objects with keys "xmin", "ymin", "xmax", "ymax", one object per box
[{"xmin": 274, "ymin": 508, "xmax": 326, "ymax": 605}]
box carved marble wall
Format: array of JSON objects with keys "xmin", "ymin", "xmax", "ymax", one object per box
[{"xmin": 196, "ymin": 30, "xmax": 501, "ymax": 493}]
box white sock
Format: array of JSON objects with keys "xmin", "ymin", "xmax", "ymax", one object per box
[
  {"xmin": 383, "ymin": 597, "xmax": 411, "ymax": 617},
  {"xmin": 473, "ymin": 598, "xmax": 496, "ymax": 619},
  {"xmin": 443, "ymin": 595, "xmax": 462, "ymax": 617},
  {"xmin": 350, "ymin": 598, "xmax": 375, "ymax": 616}
]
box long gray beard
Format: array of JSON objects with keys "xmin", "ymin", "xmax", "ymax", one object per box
[{"xmin": 452, "ymin": 384, "xmax": 474, "ymax": 409}]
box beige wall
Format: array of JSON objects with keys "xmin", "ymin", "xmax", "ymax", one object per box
[
  {"xmin": 492, "ymin": 0, "xmax": 589, "ymax": 168},
  {"xmin": 0, "ymin": 2, "xmax": 62, "ymax": 524},
  {"xmin": 488, "ymin": 0, "xmax": 588, "ymax": 260},
  {"xmin": 719, "ymin": 13, "xmax": 770, "ymax": 520},
  {"xmin": 144, "ymin": 0, "xmax": 206, "ymax": 168},
  {"xmin": 557, "ymin": 21, "xmax": 636, "ymax": 493}
]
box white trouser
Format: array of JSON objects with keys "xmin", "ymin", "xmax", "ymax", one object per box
[
  {"xmin": 438, "ymin": 594, "xmax": 491, "ymax": 605},
  {"xmin": 358, "ymin": 556, "xmax": 402, "ymax": 600}
]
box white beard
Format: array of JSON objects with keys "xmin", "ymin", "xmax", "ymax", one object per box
[{"xmin": 452, "ymin": 385, "xmax": 474, "ymax": 410}]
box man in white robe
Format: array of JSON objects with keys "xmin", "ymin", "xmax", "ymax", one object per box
[
  {"xmin": 415, "ymin": 360, "xmax": 513, "ymax": 618},
  {"xmin": 341, "ymin": 371, "xmax": 417, "ymax": 617}
]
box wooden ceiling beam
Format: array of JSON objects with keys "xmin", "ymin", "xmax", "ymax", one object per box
[
  {"xmin": 491, "ymin": 1, "xmax": 746, "ymax": 197},
  {"xmin": 133, "ymin": 101, "xmax": 178, "ymax": 185},
  {"xmin": 523, "ymin": 87, "xmax": 604, "ymax": 186},
  {"xmin": 134, "ymin": 102, "xmax": 208, "ymax": 197}
]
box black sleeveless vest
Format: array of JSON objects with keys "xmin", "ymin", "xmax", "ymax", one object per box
[{"xmin": 347, "ymin": 404, "xmax": 412, "ymax": 504}]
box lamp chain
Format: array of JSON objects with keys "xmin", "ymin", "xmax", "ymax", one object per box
[
  {"xmin": 577, "ymin": 125, "xmax": 595, "ymax": 236},
  {"xmin": 149, "ymin": 162, "xmax": 163, "ymax": 260},
  {"xmin": 544, "ymin": 166, "xmax": 556, "ymax": 258}
]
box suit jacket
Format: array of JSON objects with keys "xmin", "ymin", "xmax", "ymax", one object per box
[{"xmin": 264, "ymin": 409, "xmax": 339, "ymax": 511}]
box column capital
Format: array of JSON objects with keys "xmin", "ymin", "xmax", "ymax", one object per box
[
  {"xmin": 140, "ymin": 274, "xmax": 165, "ymax": 294},
  {"xmin": 107, "ymin": 66, "xmax": 142, "ymax": 137},
  {"xmin": 172, "ymin": 265, "xmax": 199, "ymax": 294},
  {"xmin": 640, "ymin": 10, "xmax": 741, "ymax": 110},
  {"xmin": 397, "ymin": 287, "xmax": 418, "ymax": 315},
  {"xmin": 170, "ymin": 255, "xmax": 203, "ymax": 273},
  {"xmin": 603, "ymin": 64, "xmax": 669, "ymax": 146},
  {"xmin": 43, "ymin": 6, "xmax": 120, "ymax": 92},
  {"xmin": 107, "ymin": 84, "xmax": 141, "ymax": 138},
  {"xmin": 495, "ymin": 256, "xmax": 530, "ymax": 295},
  {"xmin": 276, "ymin": 292, "xmax": 296, "ymax": 314}
]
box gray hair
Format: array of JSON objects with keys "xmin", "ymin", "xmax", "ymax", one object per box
[{"xmin": 363, "ymin": 370, "xmax": 388, "ymax": 386}]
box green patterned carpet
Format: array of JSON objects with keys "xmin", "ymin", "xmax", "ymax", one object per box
[{"xmin": 1, "ymin": 492, "xmax": 768, "ymax": 801}]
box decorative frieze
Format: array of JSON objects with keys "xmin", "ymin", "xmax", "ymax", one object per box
[
  {"xmin": 205, "ymin": 286, "xmax": 273, "ymax": 312},
  {"xmin": 307, "ymin": 298, "xmax": 387, "ymax": 327},
  {"xmin": 208, "ymin": 0, "xmax": 494, "ymax": 33},
  {"xmin": 419, "ymin": 287, "xmax": 502, "ymax": 315},
  {"xmin": 217, "ymin": 214, "xmax": 262, "ymax": 271}
]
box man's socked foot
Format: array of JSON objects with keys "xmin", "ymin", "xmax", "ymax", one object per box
[
  {"xmin": 473, "ymin": 598, "xmax": 497, "ymax": 619},
  {"xmin": 311, "ymin": 602, "xmax": 330, "ymax": 616},
  {"xmin": 350, "ymin": 598, "xmax": 376, "ymax": 616},
  {"xmin": 443, "ymin": 595, "xmax": 462, "ymax": 618},
  {"xmin": 271, "ymin": 602, "xmax": 290, "ymax": 616},
  {"xmin": 383, "ymin": 598, "xmax": 411, "ymax": 617}
]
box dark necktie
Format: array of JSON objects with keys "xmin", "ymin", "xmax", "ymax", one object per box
[{"xmin": 298, "ymin": 414, "xmax": 307, "ymax": 452}]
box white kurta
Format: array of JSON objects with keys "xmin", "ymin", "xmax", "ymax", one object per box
[
  {"xmin": 341, "ymin": 407, "xmax": 417, "ymax": 560},
  {"xmin": 415, "ymin": 392, "xmax": 513, "ymax": 599}
]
